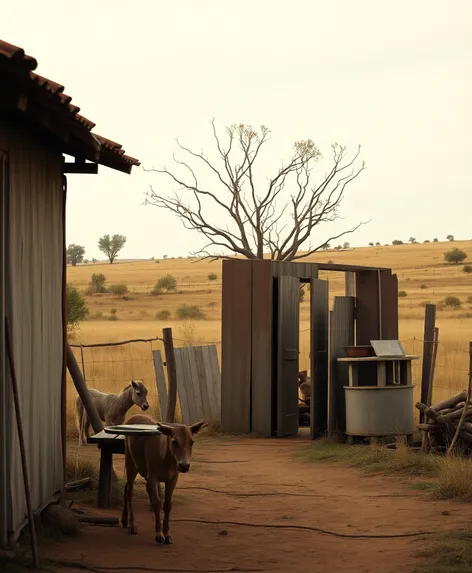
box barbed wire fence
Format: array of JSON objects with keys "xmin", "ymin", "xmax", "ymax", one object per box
[
  {"xmin": 67, "ymin": 330, "xmax": 470, "ymax": 427},
  {"xmin": 67, "ymin": 335, "xmax": 222, "ymax": 425}
]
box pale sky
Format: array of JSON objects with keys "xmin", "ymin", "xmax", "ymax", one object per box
[{"xmin": 3, "ymin": 1, "xmax": 471, "ymax": 260}]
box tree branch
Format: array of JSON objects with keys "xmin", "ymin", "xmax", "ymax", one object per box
[{"xmin": 144, "ymin": 122, "xmax": 367, "ymax": 262}]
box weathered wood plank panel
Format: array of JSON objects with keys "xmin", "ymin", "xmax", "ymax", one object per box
[
  {"xmin": 194, "ymin": 346, "xmax": 211, "ymax": 421},
  {"xmin": 251, "ymin": 260, "xmax": 273, "ymax": 437},
  {"xmin": 201, "ymin": 345, "xmax": 221, "ymax": 421},
  {"xmin": 328, "ymin": 296, "xmax": 355, "ymax": 437},
  {"xmin": 221, "ymin": 259, "xmax": 252, "ymax": 433},
  {"xmin": 277, "ymin": 275, "xmax": 300, "ymax": 437},
  {"xmin": 187, "ymin": 346, "xmax": 204, "ymax": 420},
  {"xmin": 174, "ymin": 349, "xmax": 190, "ymax": 423},
  {"xmin": 310, "ymin": 279, "xmax": 329, "ymax": 438},
  {"xmin": 356, "ymin": 270, "xmax": 380, "ymax": 344},
  {"xmin": 152, "ymin": 349, "xmax": 167, "ymax": 421}
]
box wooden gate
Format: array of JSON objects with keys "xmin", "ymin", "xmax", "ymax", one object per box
[{"xmin": 277, "ymin": 275, "xmax": 300, "ymax": 437}]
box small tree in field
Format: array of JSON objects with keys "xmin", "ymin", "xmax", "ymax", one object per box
[
  {"xmin": 409, "ymin": 237, "xmax": 417, "ymax": 244},
  {"xmin": 369, "ymin": 242, "xmax": 374, "ymax": 246},
  {"xmin": 392, "ymin": 239, "xmax": 403, "ymax": 245},
  {"xmin": 67, "ymin": 284, "xmax": 88, "ymax": 334},
  {"xmin": 447, "ymin": 234, "xmax": 454, "ymax": 242},
  {"xmin": 153, "ymin": 274, "xmax": 177, "ymax": 294},
  {"xmin": 444, "ymin": 248, "xmax": 467, "ymax": 265},
  {"xmin": 98, "ymin": 234, "xmax": 127, "ymax": 264},
  {"xmin": 463, "ymin": 265, "xmax": 472, "ymax": 274},
  {"xmin": 67, "ymin": 244, "xmax": 85, "ymax": 266},
  {"xmin": 87, "ymin": 273, "xmax": 107, "ymax": 294},
  {"xmin": 433, "ymin": 238, "xmax": 438, "ymax": 242}
]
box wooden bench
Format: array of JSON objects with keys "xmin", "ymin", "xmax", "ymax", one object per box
[{"xmin": 87, "ymin": 430, "xmax": 125, "ymax": 509}]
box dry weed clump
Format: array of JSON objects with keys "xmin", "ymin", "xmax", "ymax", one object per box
[{"xmin": 433, "ymin": 455, "xmax": 472, "ymax": 500}]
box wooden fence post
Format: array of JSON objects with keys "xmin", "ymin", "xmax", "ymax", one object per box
[
  {"xmin": 67, "ymin": 344, "xmax": 103, "ymax": 434},
  {"xmin": 420, "ymin": 304, "xmax": 436, "ymax": 422},
  {"xmin": 163, "ymin": 328, "xmax": 177, "ymax": 423}
]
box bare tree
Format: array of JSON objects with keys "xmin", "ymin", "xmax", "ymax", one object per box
[{"xmin": 145, "ymin": 121, "xmax": 367, "ymax": 261}]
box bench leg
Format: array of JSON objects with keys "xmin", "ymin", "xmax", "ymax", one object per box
[{"xmin": 98, "ymin": 447, "xmax": 113, "ymax": 509}]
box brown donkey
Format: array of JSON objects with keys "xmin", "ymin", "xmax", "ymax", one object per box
[{"xmin": 121, "ymin": 414, "xmax": 206, "ymax": 544}]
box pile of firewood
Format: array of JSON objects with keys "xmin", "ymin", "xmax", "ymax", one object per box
[{"xmin": 416, "ymin": 390, "xmax": 472, "ymax": 453}]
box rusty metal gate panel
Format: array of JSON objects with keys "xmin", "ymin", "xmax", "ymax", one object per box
[
  {"xmin": 221, "ymin": 259, "xmax": 252, "ymax": 433},
  {"xmin": 328, "ymin": 296, "xmax": 355, "ymax": 437},
  {"xmin": 355, "ymin": 270, "xmax": 380, "ymax": 344},
  {"xmin": 251, "ymin": 260, "xmax": 273, "ymax": 437},
  {"xmin": 276, "ymin": 275, "xmax": 300, "ymax": 437},
  {"xmin": 310, "ymin": 279, "xmax": 329, "ymax": 438},
  {"xmin": 380, "ymin": 270, "xmax": 399, "ymax": 340}
]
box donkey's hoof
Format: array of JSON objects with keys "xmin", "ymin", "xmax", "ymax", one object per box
[
  {"xmin": 164, "ymin": 535, "xmax": 173, "ymax": 545},
  {"xmin": 129, "ymin": 525, "xmax": 137, "ymax": 535},
  {"xmin": 156, "ymin": 534, "xmax": 166, "ymax": 545}
]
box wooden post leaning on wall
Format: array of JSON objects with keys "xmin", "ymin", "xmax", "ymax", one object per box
[
  {"xmin": 420, "ymin": 304, "xmax": 436, "ymax": 423},
  {"xmin": 163, "ymin": 327, "xmax": 177, "ymax": 423},
  {"xmin": 66, "ymin": 344, "xmax": 103, "ymax": 434}
]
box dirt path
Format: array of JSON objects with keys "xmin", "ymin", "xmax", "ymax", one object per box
[{"xmin": 46, "ymin": 438, "xmax": 470, "ymax": 573}]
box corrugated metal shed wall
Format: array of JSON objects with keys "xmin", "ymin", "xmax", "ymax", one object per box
[{"xmin": 0, "ymin": 118, "xmax": 64, "ymax": 538}]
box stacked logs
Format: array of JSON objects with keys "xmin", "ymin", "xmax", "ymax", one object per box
[{"xmin": 416, "ymin": 390, "xmax": 472, "ymax": 453}]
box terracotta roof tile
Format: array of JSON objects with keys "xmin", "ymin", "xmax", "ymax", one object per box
[{"xmin": 0, "ymin": 39, "xmax": 139, "ymax": 170}]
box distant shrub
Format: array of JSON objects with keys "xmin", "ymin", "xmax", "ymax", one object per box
[
  {"xmin": 110, "ymin": 308, "xmax": 117, "ymax": 315},
  {"xmin": 156, "ymin": 310, "xmax": 171, "ymax": 320},
  {"xmin": 398, "ymin": 290, "xmax": 407, "ymax": 298},
  {"xmin": 175, "ymin": 304, "xmax": 205, "ymax": 320},
  {"xmin": 155, "ymin": 274, "xmax": 177, "ymax": 293},
  {"xmin": 86, "ymin": 273, "xmax": 107, "ymax": 294},
  {"xmin": 444, "ymin": 296, "xmax": 461, "ymax": 309},
  {"xmin": 420, "ymin": 284, "xmax": 427, "ymax": 289},
  {"xmin": 433, "ymin": 238, "xmax": 438, "ymax": 242},
  {"xmin": 392, "ymin": 240, "xmax": 404, "ymax": 245},
  {"xmin": 208, "ymin": 273, "xmax": 218, "ymax": 281},
  {"xmin": 66, "ymin": 284, "xmax": 88, "ymax": 333},
  {"xmin": 108, "ymin": 314, "xmax": 118, "ymax": 321},
  {"xmin": 444, "ymin": 248, "xmax": 467, "ymax": 265},
  {"xmin": 108, "ymin": 283, "xmax": 128, "ymax": 295},
  {"xmin": 423, "ymin": 240, "xmax": 430, "ymax": 243},
  {"xmin": 327, "ymin": 259, "xmax": 334, "ymax": 264},
  {"xmin": 89, "ymin": 311, "xmax": 103, "ymax": 320},
  {"xmin": 467, "ymin": 296, "xmax": 472, "ymax": 304},
  {"xmin": 464, "ymin": 265, "xmax": 472, "ymax": 274},
  {"xmin": 458, "ymin": 312, "xmax": 472, "ymax": 319}
]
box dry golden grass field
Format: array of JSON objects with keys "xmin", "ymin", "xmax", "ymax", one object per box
[{"xmin": 66, "ymin": 240, "xmax": 472, "ymax": 432}]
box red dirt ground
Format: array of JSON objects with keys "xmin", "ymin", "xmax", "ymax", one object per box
[{"xmin": 43, "ymin": 437, "xmax": 470, "ymax": 573}]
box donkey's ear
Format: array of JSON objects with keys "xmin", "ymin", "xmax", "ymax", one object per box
[
  {"xmin": 156, "ymin": 422, "xmax": 173, "ymax": 436},
  {"xmin": 190, "ymin": 420, "xmax": 207, "ymax": 435},
  {"xmin": 131, "ymin": 380, "xmax": 138, "ymax": 388}
]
